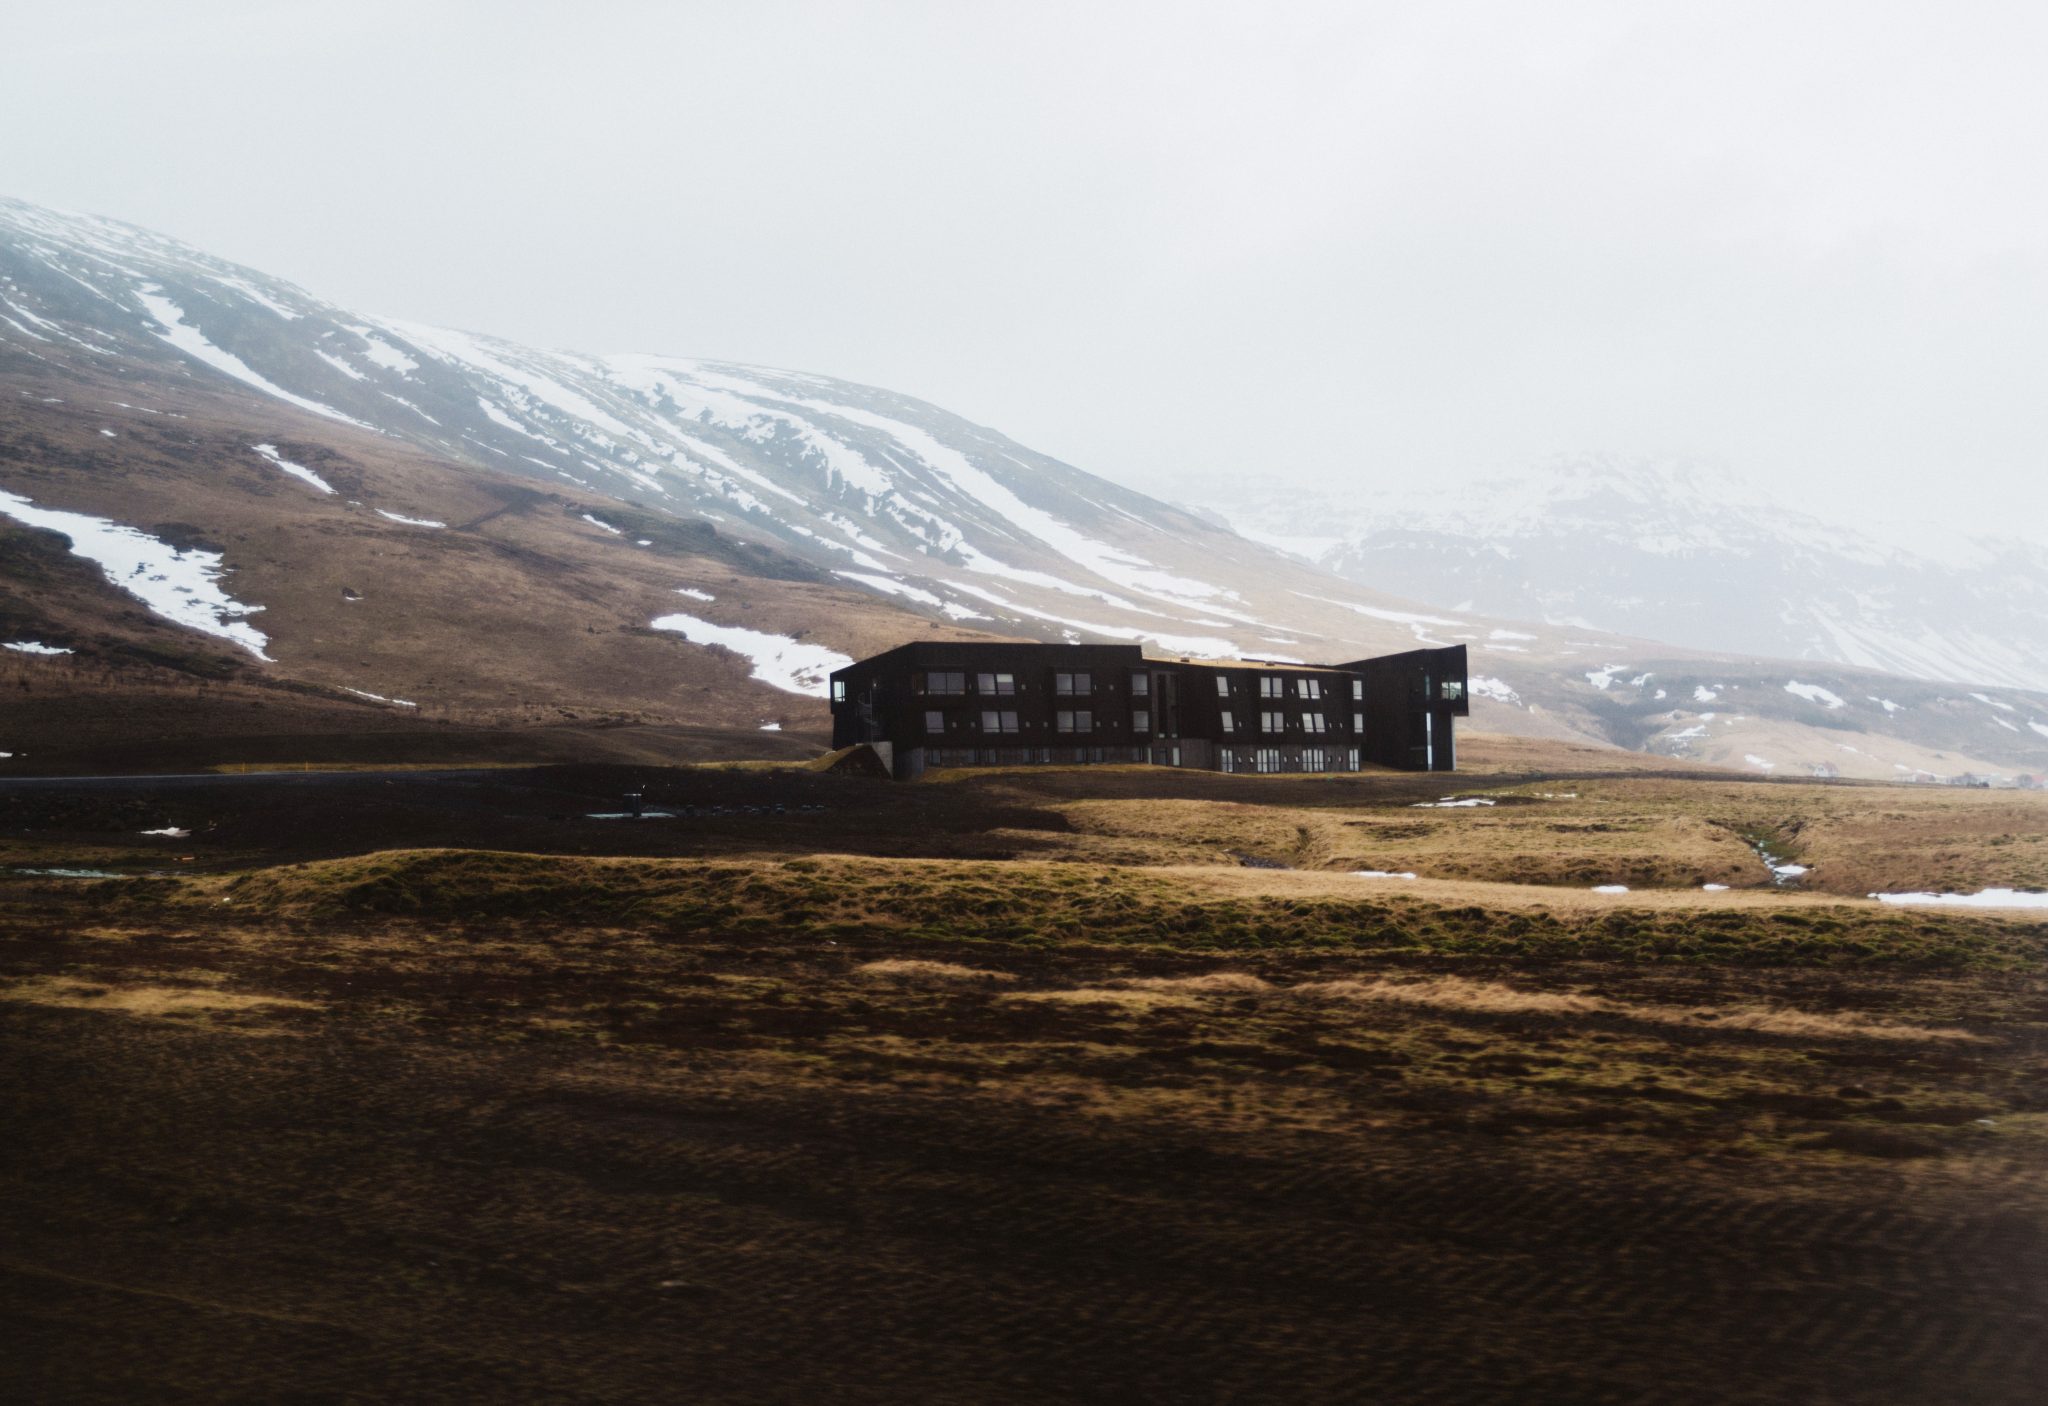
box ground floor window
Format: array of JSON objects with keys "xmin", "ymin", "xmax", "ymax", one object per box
[
  {"xmin": 1255, "ymin": 747, "xmax": 1282, "ymax": 774},
  {"xmin": 1304, "ymin": 748, "xmax": 1326, "ymax": 772}
]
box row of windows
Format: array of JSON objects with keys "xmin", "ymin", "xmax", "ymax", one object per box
[
  {"xmin": 925, "ymin": 709, "xmax": 1114, "ymax": 735},
  {"xmin": 1217, "ymin": 747, "xmax": 1362, "ymax": 774},
  {"xmin": 927, "ymin": 746, "xmax": 1149, "ymax": 768},
  {"xmin": 922, "ymin": 707, "xmax": 1369, "ymax": 737},
  {"xmin": 1220, "ymin": 676, "xmax": 1356, "ymax": 700},
  {"xmin": 891, "ymin": 669, "xmax": 1375, "ymax": 701},
  {"xmin": 1219, "ymin": 710, "xmax": 1364, "ymax": 734}
]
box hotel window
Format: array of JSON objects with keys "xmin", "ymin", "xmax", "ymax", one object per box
[
  {"xmin": 1132, "ymin": 708, "xmax": 1151, "ymax": 733},
  {"xmin": 1352, "ymin": 678, "xmax": 1364, "ymax": 700},
  {"xmin": 977, "ymin": 671, "xmax": 1016, "ymax": 696},
  {"xmin": 1347, "ymin": 747, "xmax": 1361, "ymax": 770},
  {"xmin": 1056, "ymin": 709, "xmax": 1093, "ymax": 734},
  {"xmin": 1304, "ymin": 748, "xmax": 1326, "ymax": 772},
  {"xmin": 1260, "ymin": 710, "xmax": 1284, "ymax": 733},
  {"xmin": 1441, "ymin": 678, "xmax": 1465, "ymax": 702},
  {"xmin": 831, "ymin": 680, "xmax": 847, "ymax": 703},
  {"xmin": 979, "ymin": 710, "xmax": 1020, "ymax": 734},
  {"xmin": 924, "ymin": 710, "xmax": 945, "ymax": 733},
  {"xmin": 1055, "ymin": 671, "xmax": 1092, "ymax": 696},
  {"xmin": 1352, "ymin": 712, "xmax": 1365, "ymax": 733},
  {"xmin": 1300, "ymin": 678, "xmax": 1322, "ymax": 700},
  {"xmin": 1255, "ymin": 747, "xmax": 1281, "ymax": 773},
  {"xmin": 1214, "ymin": 676, "xmax": 1231, "ymax": 697},
  {"xmin": 1259, "ymin": 676, "xmax": 1283, "ymax": 699},
  {"xmin": 1131, "ymin": 671, "xmax": 1150, "ymax": 697},
  {"xmin": 921, "ymin": 671, "xmax": 966, "ymax": 695},
  {"xmin": 1219, "ymin": 710, "xmax": 1235, "ymax": 732},
  {"xmin": 1303, "ymin": 712, "xmax": 1326, "ymax": 734}
]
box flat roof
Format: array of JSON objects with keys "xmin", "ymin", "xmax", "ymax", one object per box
[{"xmin": 1139, "ymin": 654, "xmax": 1354, "ymax": 674}]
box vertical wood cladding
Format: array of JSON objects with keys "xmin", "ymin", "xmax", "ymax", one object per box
[{"xmin": 830, "ymin": 641, "xmax": 1467, "ymax": 778}]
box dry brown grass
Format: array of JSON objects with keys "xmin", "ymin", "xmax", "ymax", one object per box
[
  {"xmin": 996, "ymin": 969, "xmax": 1983, "ymax": 1044},
  {"xmin": 854, "ymin": 959, "xmax": 1017, "ymax": 984},
  {"xmin": 0, "ymin": 974, "xmax": 316, "ymax": 1021}
]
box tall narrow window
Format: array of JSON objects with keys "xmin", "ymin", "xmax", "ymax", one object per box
[
  {"xmin": 1352, "ymin": 678, "xmax": 1364, "ymax": 700},
  {"xmin": 1301, "ymin": 678, "xmax": 1322, "ymax": 700},
  {"xmin": 1352, "ymin": 712, "xmax": 1364, "ymax": 733},
  {"xmin": 1219, "ymin": 710, "xmax": 1234, "ymax": 732},
  {"xmin": 832, "ymin": 680, "xmax": 847, "ymax": 703},
  {"xmin": 1303, "ymin": 712, "xmax": 1326, "ymax": 734},
  {"xmin": 1214, "ymin": 676, "xmax": 1231, "ymax": 697},
  {"xmin": 1132, "ymin": 708, "xmax": 1151, "ymax": 733}
]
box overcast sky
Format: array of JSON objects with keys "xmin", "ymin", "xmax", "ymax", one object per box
[{"xmin": 6, "ymin": 1, "xmax": 2045, "ymax": 538}]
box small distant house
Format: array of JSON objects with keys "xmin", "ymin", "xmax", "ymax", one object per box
[{"xmin": 828, "ymin": 641, "xmax": 1469, "ymax": 780}]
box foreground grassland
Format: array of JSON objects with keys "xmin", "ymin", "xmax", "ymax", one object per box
[{"xmin": 3, "ymin": 747, "xmax": 2046, "ymax": 1403}]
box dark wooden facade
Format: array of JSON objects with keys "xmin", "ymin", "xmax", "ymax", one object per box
[{"xmin": 829, "ymin": 641, "xmax": 1468, "ymax": 780}]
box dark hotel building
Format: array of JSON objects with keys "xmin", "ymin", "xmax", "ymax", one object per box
[{"xmin": 829, "ymin": 641, "xmax": 1469, "ymax": 780}]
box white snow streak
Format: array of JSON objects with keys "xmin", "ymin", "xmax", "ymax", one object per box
[
  {"xmin": 0, "ymin": 489, "xmax": 269, "ymax": 658},
  {"xmin": 134, "ymin": 286, "xmax": 372, "ymax": 429},
  {"xmin": 251, "ymin": 443, "xmax": 334, "ymax": 494},
  {"xmin": 648, "ymin": 611, "xmax": 851, "ymax": 697},
  {"xmin": 1784, "ymin": 681, "xmax": 1846, "ymax": 709}
]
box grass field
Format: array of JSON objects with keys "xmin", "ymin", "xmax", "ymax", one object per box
[{"xmin": 3, "ymin": 740, "xmax": 2045, "ymax": 1402}]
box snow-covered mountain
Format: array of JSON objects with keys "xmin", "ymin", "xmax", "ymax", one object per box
[
  {"xmin": 0, "ymin": 197, "xmax": 1344, "ymax": 663},
  {"xmin": 3, "ymin": 196, "xmax": 2044, "ymax": 780},
  {"xmin": 1231, "ymin": 457, "xmax": 2048, "ymax": 695}
]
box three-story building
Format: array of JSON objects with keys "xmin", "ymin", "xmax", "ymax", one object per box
[{"xmin": 829, "ymin": 641, "xmax": 1468, "ymax": 780}]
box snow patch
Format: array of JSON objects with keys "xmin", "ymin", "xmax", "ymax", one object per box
[
  {"xmin": 340, "ymin": 686, "xmax": 417, "ymax": 708},
  {"xmin": 1744, "ymin": 755, "xmax": 1775, "ymax": 771},
  {"xmin": 5, "ymin": 641, "xmax": 72, "ymax": 655},
  {"xmin": 251, "ymin": 443, "xmax": 334, "ymax": 494},
  {"xmin": 1584, "ymin": 664, "xmax": 1628, "ymax": 691},
  {"xmin": 0, "ymin": 489, "xmax": 269, "ymax": 658},
  {"xmin": 581, "ymin": 513, "xmax": 623, "ymax": 535},
  {"xmin": 649, "ymin": 611, "xmax": 851, "ymax": 697},
  {"xmin": 674, "ymin": 588, "xmax": 715, "ymax": 602},
  {"xmin": 375, "ymin": 509, "xmax": 445, "ymax": 528},
  {"xmin": 1352, "ymin": 870, "xmax": 1417, "ymax": 880},
  {"xmin": 1468, "ymin": 675, "xmax": 1521, "ymax": 706},
  {"xmin": 135, "ymin": 286, "xmax": 372, "ymax": 429},
  {"xmin": 1872, "ymin": 888, "xmax": 2048, "ymax": 910},
  {"xmin": 1784, "ymin": 681, "xmax": 1845, "ymax": 709},
  {"xmin": 1591, "ymin": 885, "xmax": 1630, "ymax": 894}
]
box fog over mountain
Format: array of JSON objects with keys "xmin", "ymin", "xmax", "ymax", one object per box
[
  {"xmin": 1225, "ymin": 457, "xmax": 2048, "ymax": 695},
  {"xmin": 5, "ymin": 3, "xmax": 2046, "ymax": 536}
]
